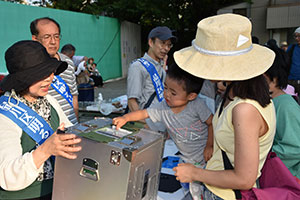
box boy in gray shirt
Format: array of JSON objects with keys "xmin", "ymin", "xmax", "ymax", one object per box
[{"xmin": 113, "ymin": 63, "xmax": 213, "ymax": 166}]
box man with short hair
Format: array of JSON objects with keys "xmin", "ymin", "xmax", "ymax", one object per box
[
  {"xmin": 61, "ymin": 43, "xmax": 76, "ymax": 59},
  {"xmin": 31, "ymin": 17, "xmax": 79, "ymax": 124},
  {"xmin": 127, "ymin": 26, "xmax": 176, "ymax": 131},
  {"xmin": 287, "ymin": 27, "xmax": 300, "ymax": 101}
]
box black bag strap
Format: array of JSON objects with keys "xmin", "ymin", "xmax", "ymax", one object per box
[
  {"xmin": 123, "ymin": 91, "xmax": 156, "ymax": 114},
  {"xmin": 124, "ymin": 92, "xmax": 156, "ymax": 115},
  {"xmin": 124, "ymin": 72, "xmax": 164, "ymax": 114},
  {"xmin": 145, "ymin": 72, "xmax": 164, "ymax": 108},
  {"xmin": 124, "ymin": 105, "xmax": 129, "ymax": 114},
  {"xmin": 143, "ymin": 91, "xmax": 156, "ymax": 109},
  {"xmin": 221, "ymin": 150, "xmax": 242, "ymax": 199},
  {"xmin": 143, "ymin": 72, "xmax": 164, "ymax": 109}
]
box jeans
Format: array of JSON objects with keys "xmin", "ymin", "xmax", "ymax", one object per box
[{"xmin": 200, "ymin": 184, "xmax": 224, "ymax": 200}]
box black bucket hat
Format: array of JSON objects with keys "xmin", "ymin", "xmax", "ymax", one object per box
[{"xmin": 0, "ymin": 40, "xmax": 67, "ymax": 93}]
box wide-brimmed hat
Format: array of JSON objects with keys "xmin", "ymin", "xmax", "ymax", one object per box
[
  {"xmin": 174, "ymin": 14, "xmax": 275, "ymax": 81},
  {"xmin": 0, "ymin": 40, "xmax": 67, "ymax": 92}
]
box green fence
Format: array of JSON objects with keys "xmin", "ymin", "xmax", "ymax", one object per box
[{"xmin": 0, "ymin": 1, "xmax": 122, "ymax": 80}]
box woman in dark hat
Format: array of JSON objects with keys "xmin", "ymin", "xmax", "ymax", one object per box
[{"xmin": 0, "ymin": 40, "xmax": 81, "ymax": 200}]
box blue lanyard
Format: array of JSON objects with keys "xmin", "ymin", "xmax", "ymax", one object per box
[
  {"xmin": 138, "ymin": 58, "xmax": 164, "ymax": 102},
  {"xmin": 0, "ymin": 96, "xmax": 54, "ymax": 145},
  {"xmin": 51, "ymin": 75, "xmax": 73, "ymax": 107}
]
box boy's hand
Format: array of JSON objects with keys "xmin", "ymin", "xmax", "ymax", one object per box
[
  {"xmin": 112, "ymin": 116, "xmax": 127, "ymax": 130},
  {"xmin": 203, "ymin": 145, "xmax": 213, "ymax": 162}
]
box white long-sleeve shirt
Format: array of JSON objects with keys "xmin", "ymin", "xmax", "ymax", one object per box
[
  {"xmin": 75, "ymin": 61, "xmax": 86, "ymax": 76},
  {"xmin": 0, "ymin": 94, "xmax": 71, "ymax": 191}
]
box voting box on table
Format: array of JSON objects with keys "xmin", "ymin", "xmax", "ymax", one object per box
[{"xmin": 52, "ymin": 118, "xmax": 165, "ymax": 200}]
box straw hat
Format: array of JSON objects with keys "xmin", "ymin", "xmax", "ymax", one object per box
[
  {"xmin": 174, "ymin": 14, "xmax": 275, "ymax": 81},
  {"xmin": 280, "ymin": 41, "xmax": 288, "ymax": 46}
]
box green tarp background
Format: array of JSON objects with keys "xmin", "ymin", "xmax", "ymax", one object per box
[{"xmin": 0, "ymin": 1, "xmax": 122, "ymax": 81}]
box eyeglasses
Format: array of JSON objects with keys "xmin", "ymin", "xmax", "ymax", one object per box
[
  {"xmin": 294, "ymin": 34, "xmax": 300, "ymax": 39},
  {"xmin": 156, "ymin": 39, "xmax": 173, "ymax": 49},
  {"xmin": 38, "ymin": 34, "xmax": 61, "ymax": 42}
]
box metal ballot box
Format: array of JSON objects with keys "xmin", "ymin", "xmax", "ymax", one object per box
[{"xmin": 52, "ymin": 118, "xmax": 164, "ymax": 200}]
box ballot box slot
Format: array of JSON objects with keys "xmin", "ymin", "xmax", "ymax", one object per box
[{"xmin": 95, "ymin": 130, "xmax": 120, "ymax": 139}]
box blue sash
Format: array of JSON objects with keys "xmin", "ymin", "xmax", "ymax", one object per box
[
  {"xmin": 51, "ymin": 75, "xmax": 73, "ymax": 107},
  {"xmin": 138, "ymin": 58, "xmax": 164, "ymax": 102},
  {"xmin": 0, "ymin": 96, "xmax": 54, "ymax": 145}
]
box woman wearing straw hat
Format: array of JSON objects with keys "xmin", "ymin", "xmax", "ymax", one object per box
[
  {"xmin": 0, "ymin": 40, "xmax": 81, "ymax": 200},
  {"xmin": 173, "ymin": 14, "xmax": 276, "ymax": 200}
]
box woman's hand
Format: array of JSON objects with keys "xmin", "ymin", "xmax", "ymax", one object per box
[
  {"xmin": 42, "ymin": 131, "xmax": 82, "ymax": 159},
  {"xmin": 33, "ymin": 123, "xmax": 82, "ymax": 168},
  {"xmin": 173, "ymin": 163, "xmax": 198, "ymax": 183}
]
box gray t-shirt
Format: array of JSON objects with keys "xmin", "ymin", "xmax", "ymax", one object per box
[
  {"xmin": 127, "ymin": 53, "xmax": 166, "ymax": 109},
  {"xmin": 200, "ymin": 80, "xmax": 216, "ymax": 99},
  {"xmin": 199, "ymin": 80, "xmax": 217, "ymax": 114},
  {"xmin": 147, "ymin": 97, "xmax": 212, "ymax": 164}
]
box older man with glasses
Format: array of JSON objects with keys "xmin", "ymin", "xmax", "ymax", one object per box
[
  {"xmin": 31, "ymin": 17, "xmax": 79, "ymax": 124},
  {"xmin": 287, "ymin": 27, "xmax": 300, "ymax": 102}
]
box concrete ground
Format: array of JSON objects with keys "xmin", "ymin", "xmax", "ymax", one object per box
[
  {"xmin": 78, "ymin": 78, "xmax": 127, "ymax": 122},
  {"xmin": 94, "ymin": 78, "xmax": 127, "ymax": 101}
]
